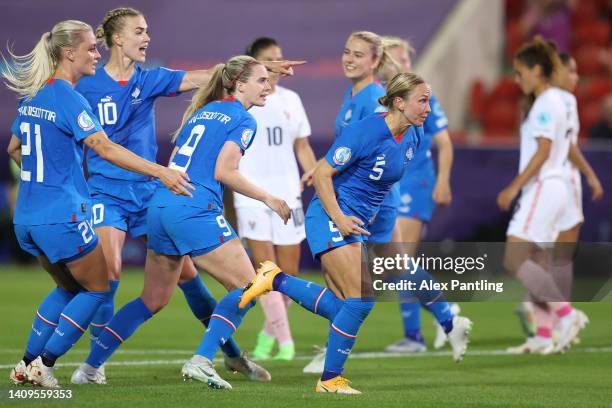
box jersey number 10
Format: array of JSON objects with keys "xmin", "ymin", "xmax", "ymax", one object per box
[
  {"xmin": 97, "ymin": 101, "xmax": 118, "ymax": 126},
  {"xmin": 266, "ymin": 127, "xmax": 283, "ymax": 146}
]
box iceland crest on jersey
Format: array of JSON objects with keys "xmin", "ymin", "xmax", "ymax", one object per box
[
  {"xmin": 344, "ymin": 109, "xmax": 352, "ymax": 122},
  {"xmin": 333, "ymin": 146, "xmax": 352, "ymax": 165},
  {"xmin": 77, "ymin": 111, "xmax": 95, "ymax": 131},
  {"xmin": 241, "ymin": 128, "xmax": 254, "ymax": 148},
  {"xmin": 406, "ymin": 146, "xmax": 414, "ymax": 161}
]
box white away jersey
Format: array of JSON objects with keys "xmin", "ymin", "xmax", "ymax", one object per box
[
  {"xmin": 518, "ymin": 87, "xmax": 571, "ymax": 183},
  {"xmin": 234, "ymin": 86, "xmax": 311, "ymax": 209},
  {"xmin": 552, "ymin": 87, "xmax": 580, "ymax": 182}
]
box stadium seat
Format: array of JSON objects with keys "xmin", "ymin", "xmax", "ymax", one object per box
[
  {"xmin": 580, "ymin": 78, "xmax": 612, "ymax": 103},
  {"xmin": 505, "ymin": 0, "xmax": 524, "ymax": 21},
  {"xmin": 483, "ymin": 100, "xmax": 520, "ymax": 136},
  {"xmin": 469, "ymin": 80, "xmax": 486, "ymax": 121},
  {"xmin": 579, "ymin": 101, "xmax": 603, "ymax": 133},
  {"xmin": 490, "ymin": 77, "xmax": 521, "ymax": 101},
  {"xmin": 505, "ymin": 21, "xmax": 524, "ymax": 60},
  {"xmin": 575, "ymin": 46, "xmax": 607, "ymax": 76},
  {"xmin": 572, "ymin": 0, "xmax": 598, "ymax": 26},
  {"xmin": 574, "ymin": 21, "xmax": 611, "ymax": 48}
]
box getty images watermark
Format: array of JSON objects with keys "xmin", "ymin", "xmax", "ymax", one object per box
[
  {"xmin": 360, "ymin": 242, "xmax": 612, "ymax": 302},
  {"xmin": 370, "ymin": 252, "xmax": 504, "ymax": 294}
]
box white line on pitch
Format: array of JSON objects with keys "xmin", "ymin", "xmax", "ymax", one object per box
[{"xmin": 1, "ymin": 346, "xmax": 612, "ymax": 369}]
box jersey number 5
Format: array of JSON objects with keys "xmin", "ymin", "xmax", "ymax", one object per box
[
  {"xmin": 369, "ymin": 160, "xmax": 385, "ymax": 181},
  {"xmin": 19, "ymin": 122, "xmax": 44, "ymax": 182},
  {"xmin": 170, "ymin": 125, "xmax": 206, "ymax": 173}
]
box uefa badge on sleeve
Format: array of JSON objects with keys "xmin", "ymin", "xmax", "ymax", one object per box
[
  {"xmin": 77, "ymin": 111, "xmax": 95, "ymax": 131},
  {"xmin": 333, "ymin": 146, "xmax": 352, "ymax": 166},
  {"xmin": 537, "ymin": 111, "xmax": 551, "ymax": 126},
  {"xmin": 241, "ymin": 128, "xmax": 254, "ymax": 148}
]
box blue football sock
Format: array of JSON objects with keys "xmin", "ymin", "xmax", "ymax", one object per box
[
  {"xmin": 24, "ymin": 287, "xmax": 75, "ymax": 364},
  {"xmin": 89, "ymin": 280, "xmax": 119, "ymax": 350},
  {"xmin": 195, "ymin": 289, "xmax": 254, "ymax": 361},
  {"xmin": 401, "ymin": 267, "xmax": 453, "ymax": 328},
  {"xmin": 85, "ymin": 297, "xmax": 153, "ymax": 368},
  {"xmin": 273, "ymin": 273, "xmax": 343, "ymax": 321},
  {"xmin": 399, "ymin": 302, "xmax": 423, "ymax": 342},
  {"xmin": 178, "ymin": 274, "xmax": 240, "ymax": 358},
  {"xmin": 321, "ymin": 298, "xmax": 375, "ymax": 381},
  {"xmin": 43, "ymin": 290, "xmax": 111, "ymax": 365}
]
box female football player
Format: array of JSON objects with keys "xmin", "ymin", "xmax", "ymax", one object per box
[
  {"xmin": 81, "ymin": 55, "xmax": 291, "ymax": 389},
  {"xmin": 4, "ymin": 20, "xmax": 190, "ymax": 387},
  {"xmin": 240, "ymin": 72, "xmax": 430, "ymax": 394}
]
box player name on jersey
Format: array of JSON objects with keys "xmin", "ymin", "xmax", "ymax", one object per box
[
  {"xmin": 188, "ymin": 111, "xmax": 231, "ymax": 125},
  {"xmin": 17, "ymin": 105, "xmax": 56, "ymax": 122}
]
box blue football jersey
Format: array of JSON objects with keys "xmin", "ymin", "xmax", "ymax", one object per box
[
  {"xmin": 409, "ymin": 94, "xmax": 448, "ymax": 174},
  {"xmin": 315, "ymin": 114, "xmax": 421, "ymax": 224},
  {"xmin": 150, "ymin": 97, "xmax": 257, "ymax": 209},
  {"xmin": 11, "ymin": 78, "xmax": 103, "ymax": 225},
  {"xmin": 334, "ymin": 82, "xmax": 386, "ymax": 138},
  {"xmin": 76, "ymin": 65, "xmax": 185, "ymax": 182}
]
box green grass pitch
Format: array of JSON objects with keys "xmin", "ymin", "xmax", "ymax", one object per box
[{"xmin": 1, "ymin": 266, "xmax": 611, "ymax": 407}]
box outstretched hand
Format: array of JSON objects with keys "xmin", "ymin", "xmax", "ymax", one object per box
[{"xmin": 263, "ymin": 60, "xmax": 307, "ymax": 76}]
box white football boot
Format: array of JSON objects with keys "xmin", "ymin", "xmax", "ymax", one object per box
[
  {"xmin": 447, "ymin": 316, "xmax": 472, "ymax": 362},
  {"xmin": 302, "ymin": 346, "xmax": 326, "ymax": 374},
  {"xmin": 507, "ymin": 336, "xmax": 555, "ymax": 355},
  {"xmin": 26, "ymin": 357, "xmax": 59, "ymax": 388},
  {"xmin": 385, "ymin": 338, "xmax": 427, "ymax": 353},
  {"xmin": 9, "ymin": 360, "xmax": 28, "ymax": 385},
  {"xmin": 182, "ymin": 355, "xmax": 232, "ymax": 389},
  {"xmin": 71, "ymin": 363, "xmax": 107, "ymax": 385},
  {"xmin": 433, "ymin": 303, "xmax": 462, "ymax": 349}
]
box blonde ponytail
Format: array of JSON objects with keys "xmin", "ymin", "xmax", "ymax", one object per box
[
  {"xmin": 173, "ymin": 55, "xmax": 262, "ymax": 142},
  {"xmin": 1, "ymin": 20, "xmax": 92, "ymax": 100}
]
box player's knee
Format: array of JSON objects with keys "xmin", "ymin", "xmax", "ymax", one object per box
[
  {"xmin": 178, "ymin": 263, "xmax": 198, "ymax": 283},
  {"xmin": 105, "ymin": 256, "xmax": 122, "ymax": 280},
  {"xmin": 144, "ymin": 300, "xmax": 167, "ymax": 315},
  {"xmin": 140, "ymin": 293, "xmax": 170, "ymax": 314}
]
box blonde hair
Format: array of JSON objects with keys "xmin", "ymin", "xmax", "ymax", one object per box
[
  {"xmin": 378, "ymin": 72, "xmax": 426, "ymax": 109},
  {"xmin": 96, "ymin": 7, "xmax": 143, "ymax": 49},
  {"xmin": 381, "ymin": 36, "xmax": 415, "ymax": 56},
  {"xmin": 173, "ymin": 55, "xmax": 262, "ymax": 141},
  {"xmin": 380, "ymin": 36, "xmax": 415, "ymax": 76},
  {"xmin": 1, "ymin": 20, "xmax": 92, "ymax": 100},
  {"xmin": 348, "ymin": 31, "xmax": 393, "ymax": 74}
]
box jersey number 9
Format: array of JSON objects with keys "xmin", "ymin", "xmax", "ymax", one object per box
[{"xmin": 170, "ymin": 125, "xmax": 206, "ymax": 173}]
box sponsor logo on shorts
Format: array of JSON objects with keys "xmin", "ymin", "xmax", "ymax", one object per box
[
  {"xmin": 241, "ymin": 128, "xmax": 254, "ymax": 148},
  {"xmin": 248, "ymin": 221, "xmax": 256, "ymax": 230},
  {"xmin": 77, "ymin": 111, "xmax": 95, "ymax": 131},
  {"xmin": 333, "ymin": 147, "xmax": 352, "ymax": 166}
]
